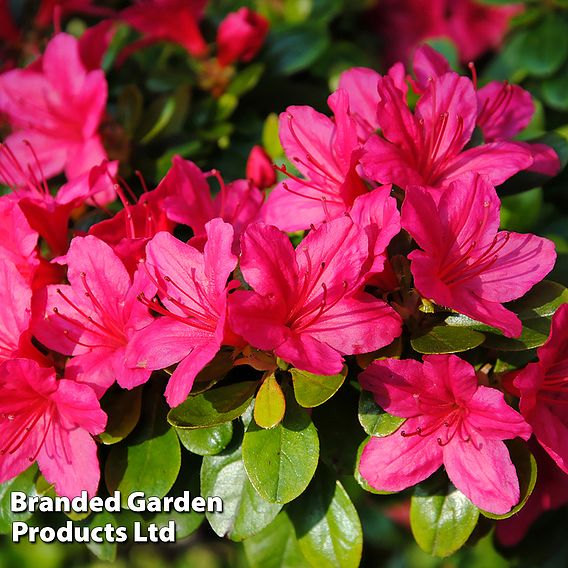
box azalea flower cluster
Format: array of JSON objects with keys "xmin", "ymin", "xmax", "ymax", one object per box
[{"xmin": 0, "ymin": 13, "xmax": 565, "ymax": 550}]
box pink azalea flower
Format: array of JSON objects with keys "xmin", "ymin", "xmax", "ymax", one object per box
[
  {"xmin": 0, "ymin": 149, "xmax": 117, "ymax": 255},
  {"xmin": 0, "ymin": 262, "xmax": 34, "ymax": 364},
  {"xmin": 216, "ymin": 8, "xmax": 269, "ymax": 67},
  {"xmin": 373, "ymin": 0, "xmax": 520, "ymax": 66},
  {"xmin": 120, "ymin": 0, "xmax": 207, "ymax": 58},
  {"xmin": 0, "ymin": 195, "xmax": 39, "ymax": 283},
  {"xmin": 0, "ymin": 358, "xmax": 106, "ymax": 499},
  {"xmin": 496, "ymin": 441, "xmax": 568, "ymax": 546},
  {"xmin": 229, "ymin": 217, "xmax": 402, "ymax": 375},
  {"xmin": 412, "ymin": 45, "xmax": 560, "ymax": 177},
  {"xmin": 125, "ymin": 219, "xmax": 239, "ymax": 407},
  {"xmin": 162, "ymin": 155, "xmax": 264, "ymax": 252},
  {"xmin": 337, "ymin": 63, "xmax": 407, "ymax": 144},
  {"xmin": 246, "ymin": 145, "xmax": 276, "ymax": 190},
  {"xmin": 402, "ymin": 173, "xmax": 556, "ymax": 337},
  {"xmin": 89, "ymin": 179, "xmax": 174, "ymax": 275},
  {"xmin": 262, "ymin": 90, "xmax": 369, "ymax": 231},
  {"xmin": 32, "ymin": 236, "xmax": 156, "ymax": 398},
  {"xmin": 512, "ymin": 304, "xmax": 568, "ymax": 473},
  {"xmin": 359, "ymin": 354, "xmax": 531, "ymax": 514},
  {"xmin": 361, "ymin": 70, "xmax": 533, "ymax": 193},
  {"xmin": 0, "ymin": 33, "xmax": 108, "ymax": 181}
]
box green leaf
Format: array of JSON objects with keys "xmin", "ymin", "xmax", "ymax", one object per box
[
  {"xmin": 168, "ymin": 381, "xmax": 257, "ymax": 429},
  {"xmin": 410, "ymin": 478, "xmax": 480, "ymax": 558},
  {"xmin": 510, "ymin": 15, "xmax": 568, "ymax": 78},
  {"xmin": 105, "ymin": 388, "xmax": 181, "ymax": 506},
  {"xmin": 98, "ymin": 386, "xmax": 142, "ymax": 445},
  {"xmin": 500, "ymin": 188, "xmax": 543, "ymax": 233},
  {"xmin": 265, "ymin": 24, "xmax": 329, "ymax": 75},
  {"xmin": 411, "ymin": 325, "xmax": 485, "ymax": 354},
  {"xmin": 201, "ymin": 431, "xmax": 282, "ymax": 541},
  {"xmin": 0, "ymin": 465, "xmax": 38, "ymax": 534},
  {"xmin": 424, "ymin": 38, "xmax": 459, "ymax": 70},
  {"xmin": 288, "ymin": 469, "xmax": 363, "ymax": 568},
  {"xmin": 81, "ymin": 511, "xmax": 118, "ymax": 562},
  {"xmin": 254, "ymin": 374, "xmax": 286, "ymax": 429},
  {"xmin": 227, "ymin": 63, "xmax": 265, "ymax": 97},
  {"xmin": 262, "ymin": 112, "xmax": 283, "ymax": 158},
  {"xmin": 480, "ymin": 439, "xmax": 537, "ymax": 520},
  {"xmin": 542, "ymin": 65, "xmax": 568, "ymax": 111},
  {"xmin": 176, "ymin": 422, "xmax": 233, "ymax": 456},
  {"xmin": 243, "ymin": 394, "xmax": 319, "ymax": 504},
  {"xmin": 140, "ymin": 460, "xmax": 204, "ymax": 540},
  {"xmin": 358, "ymin": 390, "xmax": 405, "ymax": 437},
  {"xmin": 291, "ymin": 366, "xmax": 346, "ymax": 408},
  {"xmin": 138, "ymin": 95, "xmax": 177, "ymax": 144},
  {"xmin": 244, "ymin": 512, "xmax": 308, "ymax": 568}
]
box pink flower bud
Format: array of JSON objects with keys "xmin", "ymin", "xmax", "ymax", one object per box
[
  {"xmin": 246, "ymin": 145, "xmax": 276, "ymax": 190},
  {"xmin": 216, "ymin": 8, "xmax": 269, "ymax": 67}
]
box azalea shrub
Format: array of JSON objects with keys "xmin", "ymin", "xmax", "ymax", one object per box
[{"xmin": 1, "ymin": 0, "xmax": 568, "ymax": 567}]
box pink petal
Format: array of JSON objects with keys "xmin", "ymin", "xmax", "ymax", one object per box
[
  {"xmin": 165, "ymin": 340, "xmax": 221, "ymax": 407},
  {"xmin": 443, "ymin": 439, "xmax": 520, "ymax": 515},
  {"xmin": 359, "ymin": 419, "xmax": 443, "ymax": 492},
  {"xmin": 276, "ymin": 332, "xmax": 344, "ymax": 375},
  {"xmin": 239, "ymin": 223, "xmax": 298, "ymax": 299}
]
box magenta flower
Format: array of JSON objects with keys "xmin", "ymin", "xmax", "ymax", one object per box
[
  {"xmin": 126, "ymin": 219, "xmax": 239, "ymax": 407},
  {"xmin": 0, "ymin": 195, "xmax": 39, "ymax": 283},
  {"xmin": 359, "ymin": 354, "xmax": 531, "ymax": 514},
  {"xmin": 162, "ymin": 155, "xmax": 263, "ymax": 252},
  {"xmin": 89, "ymin": 180, "xmax": 174, "ymax": 275},
  {"xmin": 33, "ymin": 236, "xmax": 156, "ymax": 398},
  {"xmin": 513, "ymin": 304, "xmax": 568, "ymax": 474},
  {"xmin": 402, "ymin": 173, "xmax": 556, "ymax": 337},
  {"xmin": 229, "ymin": 217, "xmax": 402, "ymax": 375},
  {"xmin": 0, "ymin": 262, "xmax": 33, "ymax": 364},
  {"xmin": 246, "ymin": 145, "xmax": 276, "ymax": 190},
  {"xmin": 0, "ymin": 148, "xmax": 117, "ymax": 255},
  {"xmin": 262, "ymin": 90, "xmax": 368, "ymax": 231},
  {"xmin": 361, "ymin": 70, "xmax": 533, "ymax": 193},
  {"xmin": 216, "ymin": 8, "xmax": 269, "ymax": 67},
  {"xmin": 412, "ymin": 45, "xmax": 560, "ymax": 177},
  {"xmin": 120, "ymin": 0, "xmax": 207, "ymax": 58},
  {"xmin": 0, "ymin": 358, "xmax": 106, "ymax": 499},
  {"xmin": 374, "ymin": 0, "xmax": 520, "ymax": 66},
  {"xmin": 0, "ymin": 33, "xmax": 108, "ymax": 181},
  {"xmin": 34, "ymin": 1, "xmax": 113, "ymax": 29}
]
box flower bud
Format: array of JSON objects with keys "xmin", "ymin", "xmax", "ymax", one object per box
[
  {"xmin": 246, "ymin": 145, "xmax": 276, "ymax": 190},
  {"xmin": 216, "ymin": 8, "xmax": 269, "ymax": 67}
]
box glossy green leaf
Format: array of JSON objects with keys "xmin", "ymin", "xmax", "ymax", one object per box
[
  {"xmin": 509, "ymin": 15, "xmax": 568, "ymax": 78},
  {"xmin": 501, "ymin": 188, "xmax": 543, "ymax": 233},
  {"xmin": 244, "ymin": 512, "xmax": 308, "ymax": 568},
  {"xmin": 262, "ymin": 113, "xmax": 283, "ymax": 158},
  {"xmin": 358, "ymin": 390, "xmax": 405, "ymax": 437},
  {"xmin": 105, "ymin": 389, "xmax": 181, "ymax": 506},
  {"xmin": 542, "ymin": 67, "xmax": 568, "ymax": 111},
  {"xmin": 140, "ymin": 460, "xmax": 204, "ymax": 540},
  {"xmin": 0, "ymin": 465, "xmax": 37, "ymax": 534},
  {"xmin": 265, "ymin": 24, "xmax": 329, "ymax": 75},
  {"xmin": 98, "ymin": 386, "xmax": 142, "ymax": 445},
  {"xmin": 480, "ymin": 439, "xmax": 538, "ymax": 520},
  {"xmin": 176, "ymin": 422, "xmax": 233, "ymax": 456},
  {"xmin": 254, "ymin": 374, "xmax": 286, "ymax": 429},
  {"xmin": 291, "ymin": 366, "xmax": 346, "ymax": 408},
  {"xmin": 243, "ymin": 394, "xmax": 319, "ymax": 504},
  {"xmin": 168, "ymin": 381, "xmax": 257, "ymax": 429},
  {"xmin": 201, "ymin": 432, "xmax": 282, "ymax": 541},
  {"xmin": 411, "ymin": 325, "xmax": 485, "ymax": 354},
  {"xmin": 410, "ymin": 478, "xmax": 479, "ymax": 558},
  {"xmin": 81, "ymin": 511, "xmax": 118, "ymax": 562},
  {"xmin": 227, "ymin": 63, "xmax": 265, "ymax": 97},
  {"xmin": 288, "ymin": 469, "xmax": 363, "ymax": 568}
]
